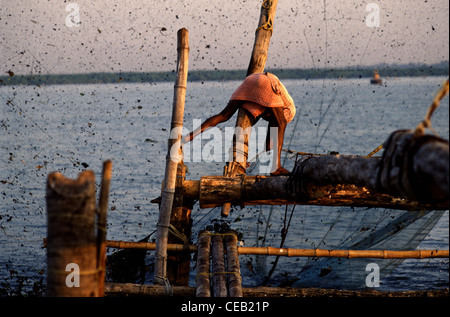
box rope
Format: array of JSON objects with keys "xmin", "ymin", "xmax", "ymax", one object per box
[
  {"xmin": 414, "ymin": 78, "xmax": 449, "ymax": 136},
  {"xmin": 256, "ymin": 0, "xmax": 274, "ymax": 35},
  {"xmin": 366, "ymin": 144, "xmax": 383, "ymax": 158},
  {"xmin": 168, "ymin": 224, "xmax": 189, "ymax": 245},
  {"xmin": 366, "ymin": 78, "xmax": 449, "ymax": 157}
]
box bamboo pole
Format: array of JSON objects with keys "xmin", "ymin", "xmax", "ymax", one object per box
[
  {"xmin": 237, "ymin": 247, "xmax": 450, "ymax": 259},
  {"xmin": 211, "ymin": 234, "xmax": 227, "ymax": 297},
  {"xmin": 104, "ymin": 240, "xmax": 449, "ymax": 259},
  {"xmin": 106, "ymin": 240, "xmax": 197, "ymax": 253},
  {"xmin": 221, "ymin": 0, "xmax": 279, "ymax": 217},
  {"xmin": 96, "ymin": 160, "xmax": 112, "ymax": 296},
  {"xmin": 46, "ymin": 171, "xmax": 98, "ymax": 297},
  {"xmin": 154, "ymin": 28, "xmax": 189, "ymax": 285},
  {"xmin": 224, "ymin": 231, "xmax": 243, "ymax": 297},
  {"xmin": 196, "ymin": 231, "xmax": 212, "ymax": 297}
]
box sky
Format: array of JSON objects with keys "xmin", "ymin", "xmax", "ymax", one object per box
[{"xmin": 1, "ymin": 0, "xmax": 449, "ymax": 75}]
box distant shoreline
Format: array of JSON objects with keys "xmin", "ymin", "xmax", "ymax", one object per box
[{"xmin": 1, "ymin": 64, "xmax": 448, "ymax": 86}]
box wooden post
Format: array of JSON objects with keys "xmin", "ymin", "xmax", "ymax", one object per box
[
  {"xmin": 97, "ymin": 160, "xmax": 112, "ymax": 296},
  {"xmin": 221, "ymin": 0, "xmax": 279, "ymax": 217},
  {"xmin": 224, "ymin": 231, "xmax": 243, "ymax": 297},
  {"xmin": 167, "ymin": 162, "xmax": 193, "ymax": 286},
  {"xmin": 46, "ymin": 171, "xmax": 98, "ymax": 297},
  {"xmin": 211, "ymin": 234, "xmax": 227, "ymax": 297},
  {"xmin": 154, "ymin": 28, "xmax": 189, "ymax": 285},
  {"xmin": 196, "ymin": 231, "xmax": 212, "ymax": 297},
  {"xmin": 247, "ymin": 0, "xmax": 279, "ymax": 75}
]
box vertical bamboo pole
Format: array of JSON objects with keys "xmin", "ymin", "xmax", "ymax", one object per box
[
  {"xmin": 46, "ymin": 171, "xmax": 98, "ymax": 297},
  {"xmin": 96, "ymin": 160, "xmax": 112, "ymax": 296},
  {"xmin": 154, "ymin": 28, "xmax": 189, "ymax": 285},
  {"xmin": 196, "ymin": 231, "xmax": 212, "ymax": 297},
  {"xmin": 211, "ymin": 234, "xmax": 227, "ymax": 297},
  {"xmin": 221, "ymin": 0, "xmax": 279, "ymax": 217},
  {"xmin": 224, "ymin": 231, "xmax": 243, "ymax": 297}
]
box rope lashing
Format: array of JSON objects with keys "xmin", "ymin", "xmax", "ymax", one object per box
[{"xmin": 256, "ymin": 0, "xmax": 274, "ymax": 35}]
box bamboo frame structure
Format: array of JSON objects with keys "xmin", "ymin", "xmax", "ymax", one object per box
[{"xmin": 154, "ymin": 28, "xmax": 189, "ymax": 285}]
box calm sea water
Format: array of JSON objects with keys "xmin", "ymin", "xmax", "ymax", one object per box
[{"xmin": 1, "ymin": 76, "xmax": 448, "ymax": 294}]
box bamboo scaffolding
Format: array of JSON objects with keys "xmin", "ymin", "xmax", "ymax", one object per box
[
  {"xmin": 154, "ymin": 28, "xmax": 189, "ymax": 285},
  {"xmin": 104, "ymin": 240, "xmax": 449, "ymax": 259}
]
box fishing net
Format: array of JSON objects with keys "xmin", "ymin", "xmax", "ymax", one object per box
[{"xmin": 185, "ymin": 78, "xmax": 449, "ymax": 291}]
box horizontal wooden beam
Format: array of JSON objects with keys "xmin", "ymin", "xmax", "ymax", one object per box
[
  {"xmin": 176, "ymin": 129, "xmax": 449, "ymax": 211},
  {"xmin": 182, "ymin": 176, "xmax": 448, "ymax": 211},
  {"xmin": 104, "ymin": 283, "xmax": 449, "ymax": 297}
]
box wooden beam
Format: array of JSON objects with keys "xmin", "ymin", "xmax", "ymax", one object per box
[
  {"xmin": 167, "ymin": 162, "xmax": 193, "ymax": 286},
  {"xmin": 182, "ymin": 129, "xmax": 449, "ymax": 211},
  {"xmin": 195, "ymin": 231, "xmax": 212, "ymax": 297},
  {"xmin": 247, "ymin": 0, "xmax": 279, "ymax": 75},
  {"xmin": 182, "ymin": 176, "xmax": 448, "ymax": 211},
  {"xmin": 104, "ymin": 283, "xmax": 449, "ymax": 297}
]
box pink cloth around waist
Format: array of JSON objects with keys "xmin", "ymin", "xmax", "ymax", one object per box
[
  {"xmin": 230, "ymin": 72, "xmax": 296, "ymax": 123},
  {"xmin": 241, "ymin": 101, "xmax": 266, "ymax": 119}
]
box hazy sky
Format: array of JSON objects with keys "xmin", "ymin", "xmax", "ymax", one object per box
[{"xmin": 1, "ymin": 0, "xmax": 449, "ymax": 75}]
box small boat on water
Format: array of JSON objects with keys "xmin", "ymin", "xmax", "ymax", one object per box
[{"xmin": 370, "ymin": 69, "xmax": 383, "ymax": 84}]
